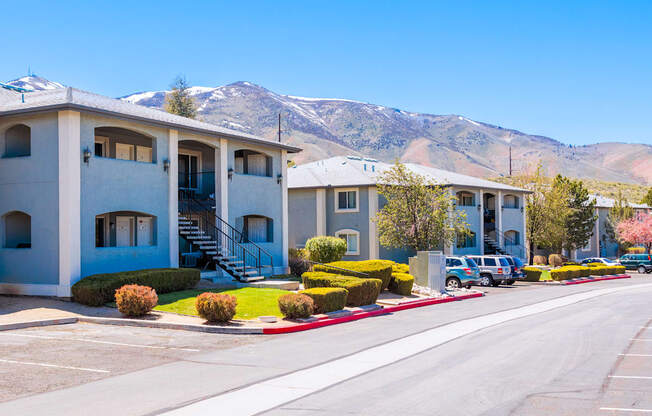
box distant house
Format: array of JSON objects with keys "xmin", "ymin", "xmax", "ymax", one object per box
[
  {"xmin": 288, "ymin": 156, "xmax": 529, "ymax": 263},
  {"xmin": 0, "ymin": 84, "xmax": 300, "ymax": 297}
]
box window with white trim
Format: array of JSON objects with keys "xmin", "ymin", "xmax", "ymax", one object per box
[
  {"xmin": 234, "ymin": 149, "xmax": 272, "ymax": 177},
  {"xmin": 335, "ymin": 188, "xmax": 358, "ymax": 212},
  {"xmin": 457, "ymin": 191, "xmax": 475, "ymax": 207},
  {"xmin": 335, "ymin": 229, "xmax": 360, "ymax": 255}
]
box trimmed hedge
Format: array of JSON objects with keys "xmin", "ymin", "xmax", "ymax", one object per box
[
  {"xmin": 278, "ymin": 293, "xmax": 314, "ymax": 319},
  {"xmin": 299, "ymin": 287, "xmax": 348, "ymax": 313},
  {"xmin": 314, "ymin": 260, "xmax": 393, "ymax": 290},
  {"xmin": 302, "ymin": 272, "xmax": 382, "ymax": 306},
  {"xmin": 389, "ymin": 273, "xmax": 414, "ymax": 296},
  {"xmin": 392, "ymin": 263, "xmax": 410, "ymax": 274},
  {"xmin": 523, "ymin": 267, "xmax": 544, "ymax": 282},
  {"xmin": 72, "ymin": 268, "xmax": 200, "ymax": 306}
]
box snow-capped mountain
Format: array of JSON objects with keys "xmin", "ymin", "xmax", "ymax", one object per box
[
  {"xmin": 5, "ymin": 75, "xmax": 64, "ymax": 91},
  {"xmin": 3, "ymin": 75, "xmax": 651, "ymax": 184}
]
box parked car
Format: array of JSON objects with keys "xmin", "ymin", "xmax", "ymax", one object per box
[
  {"xmin": 499, "ymin": 256, "xmax": 526, "ymax": 282},
  {"xmin": 468, "ymin": 255, "xmax": 513, "ymax": 287},
  {"xmin": 445, "ymin": 256, "xmax": 481, "ymax": 289},
  {"xmin": 618, "ymin": 253, "xmax": 652, "ymax": 274},
  {"xmin": 579, "ymin": 257, "xmax": 620, "ymax": 267}
]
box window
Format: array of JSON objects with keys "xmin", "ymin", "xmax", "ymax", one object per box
[
  {"xmin": 335, "ymin": 188, "xmax": 359, "ymax": 212},
  {"xmin": 335, "ymin": 229, "xmax": 359, "ymax": 255},
  {"xmin": 2, "ymin": 211, "xmax": 31, "ymax": 248},
  {"xmin": 484, "ymin": 258, "xmax": 497, "ymax": 266},
  {"xmin": 240, "ymin": 215, "xmax": 273, "ymax": 243},
  {"xmin": 457, "ymin": 231, "xmax": 476, "ymax": 248},
  {"xmin": 178, "ymin": 152, "xmax": 201, "ymax": 190},
  {"xmin": 95, "ymin": 212, "xmax": 156, "ymax": 247},
  {"xmin": 503, "ymin": 195, "xmax": 519, "ymax": 209},
  {"xmin": 94, "ymin": 127, "xmax": 155, "ymax": 163},
  {"xmin": 446, "ymin": 258, "xmax": 463, "ymax": 267},
  {"xmin": 3, "ymin": 124, "xmax": 31, "ymax": 158},
  {"xmin": 457, "ymin": 191, "xmax": 475, "ymax": 207},
  {"xmin": 234, "ymin": 150, "xmax": 272, "ymax": 177},
  {"xmin": 504, "ymin": 230, "xmax": 520, "ymax": 246},
  {"xmin": 469, "ymin": 257, "xmax": 482, "ymax": 266}
]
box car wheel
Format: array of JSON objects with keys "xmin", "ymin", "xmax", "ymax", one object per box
[
  {"xmin": 638, "ymin": 265, "xmax": 646, "ymax": 274},
  {"xmin": 504, "ymin": 280, "xmax": 515, "ymax": 285},
  {"xmin": 446, "ymin": 277, "xmax": 462, "ymax": 289},
  {"xmin": 480, "ymin": 274, "xmax": 494, "ymax": 287}
]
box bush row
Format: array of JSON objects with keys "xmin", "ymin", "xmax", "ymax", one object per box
[
  {"xmin": 313, "ymin": 260, "xmax": 393, "ymax": 290},
  {"xmin": 302, "ymin": 272, "xmax": 382, "ymax": 307},
  {"xmin": 72, "ymin": 268, "xmax": 200, "ymax": 306},
  {"xmin": 524, "ymin": 264, "xmax": 627, "ymax": 282},
  {"xmin": 389, "ymin": 273, "xmax": 414, "ymax": 296},
  {"xmin": 299, "ymin": 287, "xmax": 348, "ymax": 313}
]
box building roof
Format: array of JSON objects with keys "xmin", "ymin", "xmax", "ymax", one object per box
[
  {"xmin": 591, "ymin": 194, "xmax": 651, "ymax": 210},
  {"xmin": 288, "ymin": 156, "xmax": 529, "ymax": 192},
  {"xmin": 0, "ymin": 87, "xmax": 301, "ymax": 153}
]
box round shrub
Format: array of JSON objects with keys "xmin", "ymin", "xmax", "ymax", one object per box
[
  {"xmin": 389, "ymin": 273, "xmax": 414, "ymax": 296},
  {"xmin": 299, "ymin": 287, "xmax": 348, "ymax": 313},
  {"xmin": 548, "ymin": 254, "xmax": 563, "ymax": 267},
  {"xmin": 278, "ymin": 293, "xmax": 314, "ymax": 319},
  {"xmin": 305, "ymin": 236, "xmax": 347, "ymax": 263},
  {"xmin": 195, "ymin": 292, "xmax": 237, "ymax": 322},
  {"xmin": 115, "ymin": 284, "xmax": 158, "ymax": 317},
  {"xmin": 302, "ymin": 272, "xmax": 382, "ymax": 306},
  {"xmin": 289, "ymin": 249, "xmax": 311, "ymax": 277},
  {"xmin": 533, "ymin": 255, "xmax": 547, "ymax": 265}
]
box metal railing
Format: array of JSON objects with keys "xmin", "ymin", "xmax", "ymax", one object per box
[
  {"xmin": 484, "ymin": 230, "xmax": 526, "ymax": 259},
  {"xmin": 178, "ymin": 190, "xmax": 273, "ymax": 279}
]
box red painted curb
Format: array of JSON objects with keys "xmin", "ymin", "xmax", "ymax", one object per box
[
  {"xmin": 262, "ymin": 292, "xmax": 484, "ymax": 335},
  {"xmin": 562, "ymin": 274, "xmax": 631, "ymax": 285}
]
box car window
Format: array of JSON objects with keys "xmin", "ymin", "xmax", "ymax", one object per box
[
  {"xmin": 465, "ymin": 258, "xmax": 478, "ymax": 268},
  {"xmin": 445, "ymin": 258, "xmax": 452, "ymax": 267},
  {"xmin": 452, "ymin": 259, "xmax": 463, "ymax": 267},
  {"xmin": 470, "ymin": 257, "xmax": 482, "ymax": 266},
  {"xmin": 504, "ymin": 257, "xmax": 515, "ymax": 266},
  {"xmin": 484, "ymin": 258, "xmax": 497, "ymax": 266},
  {"xmin": 499, "ymin": 258, "xmax": 510, "ymax": 266}
]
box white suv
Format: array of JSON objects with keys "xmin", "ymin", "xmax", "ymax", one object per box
[{"xmin": 467, "ymin": 255, "xmax": 513, "ymax": 287}]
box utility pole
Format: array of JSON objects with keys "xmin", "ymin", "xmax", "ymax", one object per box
[
  {"xmin": 278, "ymin": 113, "xmax": 281, "ymax": 143},
  {"xmin": 509, "ymin": 146, "xmax": 512, "ymax": 176}
]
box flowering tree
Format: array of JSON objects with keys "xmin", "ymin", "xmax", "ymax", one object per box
[{"xmin": 617, "ymin": 213, "xmax": 652, "ymax": 253}]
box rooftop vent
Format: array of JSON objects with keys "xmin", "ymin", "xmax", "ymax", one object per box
[{"xmin": 347, "ymin": 155, "xmax": 362, "ymax": 161}]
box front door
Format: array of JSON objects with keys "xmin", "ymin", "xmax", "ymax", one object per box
[
  {"xmin": 116, "ymin": 216, "xmax": 133, "ymax": 247},
  {"xmin": 136, "ymin": 217, "xmax": 153, "ymax": 246}
]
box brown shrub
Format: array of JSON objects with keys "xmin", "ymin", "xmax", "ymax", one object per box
[
  {"xmin": 278, "ymin": 293, "xmax": 314, "ymax": 319},
  {"xmin": 533, "ymin": 255, "xmax": 547, "ymax": 265},
  {"xmin": 548, "ymin": 254, "xmax": 563, "ymax": 267},
  {"xmin": 114, "ymin": 284, "xmax": 158, "ymax": 317},
  {"xmin": 195, "ymin": 292, "xmax": 237, "ymax": 322}
]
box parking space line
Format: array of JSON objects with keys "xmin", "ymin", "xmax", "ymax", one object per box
[
  {"xmin": 0, "ymin": 358, "xmax": 109, "ymax": 373},
  {"xmin": 600, "ymin": 408, "xmax": 652, "ymax": 413},
  {"xmin": 0, "ymin": 332, "xmax": 200, "ymax": 352},
  {"xmin": 619, "ymin": 354, "xmax": 652, "ymax": 357},
  {"xmin": 608, "ymin": 375, "xmax": 652, "ymax": 380},
  {"xmin": 631, "ymin": 339, "xmax": 652, "ymax": 342}
]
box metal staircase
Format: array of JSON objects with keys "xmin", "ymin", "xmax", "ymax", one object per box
[
  {"xmin": 178, "ymin": 192, "xmax": 273, "ymax": 282},
  {"xmin": 484, "ymin": 230, "xmax": 526, "ymax": 259}
]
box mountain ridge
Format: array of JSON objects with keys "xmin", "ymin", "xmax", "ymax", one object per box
[{"xmin": 6, "ymin": 76, "xmax": 651, "ymax": 185}]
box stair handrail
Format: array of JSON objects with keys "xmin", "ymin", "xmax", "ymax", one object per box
[{"xmin": 484, "ymin": 230, "xmax": 527, "ymax": 259}]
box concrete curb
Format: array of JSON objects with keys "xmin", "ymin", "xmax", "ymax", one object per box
[
  {"xmin": 77, "ymin": 317, "xmax": 264, "ymax": 334},
  {"xmin": 529, "ymin": 274, "xmax": 632, "ymax": 285},
  {"xmin": 0, "ymin": 317, "xmax": 78, "ymax": 331}
]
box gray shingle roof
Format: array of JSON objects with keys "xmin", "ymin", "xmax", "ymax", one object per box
[
  {"xmin": 0, "ymin": 87, "xmax": 301, "ymax": 152},
  {"xmin": 591, "ymin": 194, "xmax": 650, "ymax": 209},
  {"xmin": 288, "ymin": 156, "xmax": 529, "ymax": 192}
]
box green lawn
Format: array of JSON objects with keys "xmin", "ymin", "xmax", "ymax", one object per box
[{"xmin": 153, "ymin": 287, "xmax": 287, "ymax": 320}]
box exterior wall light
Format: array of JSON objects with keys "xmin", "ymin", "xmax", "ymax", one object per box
[
  {"xmin": 520, "ymin": 207, "xmax": 524, "ymax": 213},
  {"xmin": 83, "ymin": 148, "xmax": 92, "ymax": 164},
  {"xmin": 277, "ymin": 173, "xmax": 283, "ymax": 185},
  {"xmin": 228, "ymin": 168, "xmax": 234, "ymax": 180},
  {"xmin": 477, "ymin": 204, "xmax": 481, "ymax": 211},
  {"xmin": 163, "ymin": 159, "xmax": 170, "ymax": 172}
]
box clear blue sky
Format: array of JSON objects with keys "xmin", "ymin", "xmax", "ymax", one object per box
[{"xmin": 3, "ymin": 0, "xmax": 651, "ymax": 145}]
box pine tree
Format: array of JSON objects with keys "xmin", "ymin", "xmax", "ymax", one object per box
[
  {"xmin": 164, "ymin": 76, "xmax": 197, "ymax": 119},
  {"xmin": 553, "ymin": 175, "xmax": 597, "ymax": 253}
]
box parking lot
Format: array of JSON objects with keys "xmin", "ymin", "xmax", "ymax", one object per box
[{"xmin": 0, "ymin": 323, "xmax": 264, "ymax": 402}]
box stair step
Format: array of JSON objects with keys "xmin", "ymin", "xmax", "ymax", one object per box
[
  {"xmin": 189, "ymin": 236, "xmax": 212, "ymax": 240},
  {"xmin": 205, "ymin": 251, "xmax": 218, "ymax": 255},
  {"xmin": 241, "ymin": 276, "xmax": 265, "ymax": 282}
]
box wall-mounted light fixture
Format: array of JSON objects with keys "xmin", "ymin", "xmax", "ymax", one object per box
[
  {"xmin": 228, "ymin": 168, "xmax": 234, "ymax": 180},
  {"xmin": 163, "ymin": 159, "xmax": 170, "ymax": 172},
  {"xmin": 277, "ymin": 173, "xmax": 283, "ymax": 185},
  {"xmin": 520, "ymin": 207, "xmax": 524, "ymax": 213},
  {"xmin": 83, "ymin": 148, "xmax": 92, "ymax": 164},
  {"xmin": 477, "ymin": 204, "xmax": 481, "ymax": 211}
]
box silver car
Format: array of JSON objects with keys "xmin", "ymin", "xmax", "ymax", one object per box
[{"xmin": 468, "ymin": 255, "xmax": 513, "ymax": 287}]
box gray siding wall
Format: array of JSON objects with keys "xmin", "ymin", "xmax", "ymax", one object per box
[
  {"xmin": 0, "ymin": 113, "xmax": 60, "ymax": 284},
  {"xmin": 326, "ymin": 186, "xmax": 370, "ymax": 260},
  {"xmin": 288, "ymin": 189, "xmax": 317, "ymax": 248},
  {"xmin": 80, "ymin": 114, "xmax": 171, "ymax": 279}
]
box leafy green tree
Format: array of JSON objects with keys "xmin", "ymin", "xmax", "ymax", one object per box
[
  {"xmin": 164, "ymin": 76, "xmax": 197, "ymax": 119},
  {"xmin": 605, "ymin": 190, "xmax": 635, "ymax": 255},
  {"xmin": 552, "ymin": 175, "xmax": 597, "ymax": 253},
  {"xmin": 641, "ymin": 188, "xmax": 652, "ymax": 207},
  {"xmin": 374, "ymin": 162, "xmax": 469, "ymax": 252}
]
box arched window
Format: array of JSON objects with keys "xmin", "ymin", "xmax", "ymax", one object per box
[
  {"xmin": 3, "ymin": 124, "xmax": 31, "ymax": 158},
  {"xmin": 504, "ymin": 230, "xmax": 520, "ymax": 246},
  {"xmin": 238, "ymin": 215, "xmax": 273, "ymax": 243},
  {"xmin": 456, "ymin": 231, "xmax": 476, "ymax": 248},
  {"xmin": 94, "ymin": 127, "xmax": 156, "ymax": 163},
  {"xmin": 95, "ymin": 211, "xmax": 157, "ymax": 247},
  {"xmin": 234, "ymin": 149, "xmax": 272, "ymax": 177},
  {"xmin": 457, "ymin": 191, "xmax": 475, "ymax": 207},
  {"xmin": 503, "ymin": 194, "xmax": 519, "ymax": 209},
  {"xmin": 2, "ymin": 211, "xmax": 31, "ymax": 248},
  {"xmin": 335, "ymin": 229, "xmax": 360, "ymax": 255}
]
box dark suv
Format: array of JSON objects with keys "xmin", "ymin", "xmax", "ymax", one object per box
[{"xmin": 618, "ymin": 253, "xmax": 652, "ymax": 274}]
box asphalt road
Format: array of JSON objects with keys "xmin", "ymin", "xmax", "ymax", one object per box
[{"xmin": 1, "ymin": 274, "xmax": 651, "ymax": 415}]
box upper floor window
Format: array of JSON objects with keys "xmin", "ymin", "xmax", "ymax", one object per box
[
  {"xmin": 503, "ymin": 194, "xmax": 519, "ymax": 209},
  {"xmin": 234, "ymin": 149, "xmax": 272, "ymax": 177},
  {"xmin": 335, "ymin": 188, "xmax": 359, "ymax": 213},
  {"xmin": 95, "ymin": 211, "xmax": 157, "ymax": 247},
  {"xmin": 457, "ymin": 191, "xmax": 475, "ymax": 207},
  {"xmin": 94, "ymin": 127, "xmax": 155, "ymax": 163},
  {"xmin": 2, "ymin": 211, "xmax": 31, "ymax": 248},
  {"xmin": 3, "ymin": 124, "xmax": 31, "ymax": 158},
  {"xmin": 335, "ymin": 229, "xmax": 360, "ymax": 255}
]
